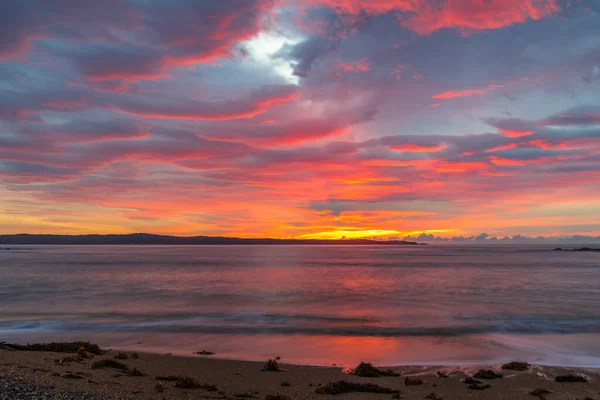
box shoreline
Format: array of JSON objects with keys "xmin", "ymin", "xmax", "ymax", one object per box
[{"xmin": 2, "ymin": 342, "xmax": 599, "ymax": 399}]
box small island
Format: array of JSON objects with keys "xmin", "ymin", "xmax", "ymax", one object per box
[
  {"xmin": 0, "ymin": 233, "xmax": 427, "ymax": 246},
  {"xmin": 553, "ymin": 247, "xmax": 600, "ymax": 252}
]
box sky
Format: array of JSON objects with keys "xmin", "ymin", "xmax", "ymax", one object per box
[{"xmin": 1, "ymin": 0, "xmax": 599, "ymax": 240}]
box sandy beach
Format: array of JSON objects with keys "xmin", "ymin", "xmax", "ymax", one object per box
[{"xmin": 1, "ymin": 343, "xmax": 599, "ymax": 400}]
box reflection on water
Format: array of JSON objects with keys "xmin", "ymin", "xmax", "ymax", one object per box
[{"xmin": 1, "ymin": 244, "xmax": 599, "ymax": 366}]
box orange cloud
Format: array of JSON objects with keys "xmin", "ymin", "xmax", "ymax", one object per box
[
  {"xmin": 432, "ymin": 89, "xmax": 486, "ymax": 99},
  {"xmin": 500, "ymin": 129, "xmax": 534, "ymax": 138},
  {"xmin": 489, "ymin": 156, "xmax": 526, "ymax": 166}
]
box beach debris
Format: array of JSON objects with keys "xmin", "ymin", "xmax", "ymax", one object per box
[
  {"xmin": 129, "ymin": 367, "xmax": 145, "ymax": 377},
  {"xmin": 425, "ymin": 393, "xmax": 444, "ymax": 400},
  {"xmin": 555, "ymin": 374, "xmax": 588, "ymax": 382},
  {"xmin": 351, "ymin": 362, "xmax": 399, "ymax": 377},
  {"xmin": 167, "ymin": 375, "xmax": 218, "ymax": 391},
  {"xmin": 404, "ymin": 377, "xmax": 424, "ymax": 386},
  {"xmin": 436, "ymin": 371, "xmax": 449, "ymax": 378},
  {"xmin": 154, "ymin": 381, "xmax": 165, "ymax": 393},
  {"xmin": 473, "ymin": 369, "xmax": 503, "ymax": 379},
  {"xmin": 316, "ymin": 380, "xmax": 399, "ymax": 395},
  {"xmin": 529, "ymin": 388, "xmax": 551, "ymax": 398},
  {"xmin": 234, "ymin": 391, "xmax": 259, "ymax": 398},
  {"xmin": 114, "ymin": 352, "xmax": 129, "ymax": 360},
  {"xmin": 156, "ymin": 375, "xmax": 179, "ymax": 381},
  {"xmin": 77, "ymin": 346, "xmax": 93, "ymax": 359},
  {"xmin": 199, "ymin": 383, "xmax": 218, "ymax": 391},
  {"xmin": 392, "ymin": 394, "xmax": 402, "ymax": 399},
  {"xmin": 262, "ymin": 359, "xmax": 281, "ymax": 372},
  {"xmin": 61, "ymin": 373, "xmax": 84, "ymax": 379},
  {"xmin": 193, "ymin": 350, "xmax": 215, "ymax": 355},
  {"xmin": 281, "ymin": 381, "xmax": 291, "ymax": 387},
  {"xmin": 54, "ymin": 355, "xmax": 80, "ymax": 365},
  {"xmin": 2, "ymin": 341, "xmax": 103, "ymax": 355},
  {"xmin": 502, "ymin": 361, "xmax": 530, "ymax": 371},
  {"xmin": 468, "ymin": 383, "xmax": 491, "ymax": 390},
  {"xmin": 91, "ymin": 359, "xmax": 129, "ymax": 372},
  {"xmin": 130, "ymin": 352, "xmax": 140, "ymax": 359},
  {"xmin": 174, "ymin": 376, "xmax": 198, "ymax": 389},
  {"xmin": 0, "ymin": 342, "xmax": 18, "ymax": 351},
  {"xmin": 462, "ymin": 376, "xmax": 482, "ymax": 385},
  {"xmin": 265, "ymin": 395, "xmax": 290, "ymax": 400}
]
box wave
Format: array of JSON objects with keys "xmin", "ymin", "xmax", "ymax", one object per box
[{"xmin": 2, "ymin": 315, "xmax": 600, "ymax": 337}]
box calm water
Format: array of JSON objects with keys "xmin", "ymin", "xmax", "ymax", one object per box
[{"xmin": 1, "ymin": 244, "xmax": 599, "ymax": 367}]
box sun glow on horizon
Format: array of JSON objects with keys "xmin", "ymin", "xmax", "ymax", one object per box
[{"xmin": 296, "ymin": 229, "xmax": 457, "ymax": 240}]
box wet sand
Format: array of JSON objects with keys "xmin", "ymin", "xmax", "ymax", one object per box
[{"xmin": 1, "ymin": 347, "xmax": 599, "ymax": 400}]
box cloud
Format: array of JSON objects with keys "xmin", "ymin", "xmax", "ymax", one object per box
[
  {"xmin": 107, "ymin": 85, "xmax": 300, "ymax": 121},
  {"xmin": 299, "ymin": 0, "xmax": 560, "ymax": 35},
  {"xmin": 1, "ymin": 0, "xmax": 276, "ymax": 79},
  {"xmin": 433, "ymin": 89, "xmax": 486, "ymax": 99}
]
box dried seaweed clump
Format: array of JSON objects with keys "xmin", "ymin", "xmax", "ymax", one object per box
[
  {"xmin": 473, "ymin": 369, "xmax": 502, "ymax": 379},
  {"xmin": 350, "ymin": 362, "xmax": 399, "ymax": 377},
  {"xmin": 502, "ymin": 361, "xmax": 529, "ymax": 371},
  {"xmin": 7, "ymin": 341, "xmax": 102, "ymax": 355},
  {"xmin": 555, "ymin": 374, "xmax": 588, "ymax": 383},
  {"xmin": 262, "ymin": 359, "xmax": 281, "ymax": 372},
  {"xmin": 316, "ymin": 380, "xmax": 399, "ymax": 395},
  {"xmin": 529, "ymin": 388, "xmax": 551, "ymax": 398},
  {"xmin": 91, "ymin": 359, "xmax": 129, "ymax": 372},
  {"xmin": 404, "ymin": 377, "xmax": 423, "ymax": 386}
]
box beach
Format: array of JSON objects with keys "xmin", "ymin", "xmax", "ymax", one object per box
[{"xmin": 1, "ymin": 345, "xmax": 599, "ymax": 400}]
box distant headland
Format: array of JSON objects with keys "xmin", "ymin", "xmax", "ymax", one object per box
[{"xmin": 0, "ymin": 233, "xmax": 426, "ymax": 246}]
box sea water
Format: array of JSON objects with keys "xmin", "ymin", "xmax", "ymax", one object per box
[{"xmin": 1, "ymin": 244, "xmax": 599, "ymax": 367}]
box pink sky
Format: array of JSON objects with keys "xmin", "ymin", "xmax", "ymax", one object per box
[{"xmin": 0, "ymin": 0, "xmax": 599, "ymax": 239}]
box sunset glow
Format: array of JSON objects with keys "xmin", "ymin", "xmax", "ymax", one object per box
[{"xmin": 1, "ymin": 0, "xmax": 599, "ymax": 239}]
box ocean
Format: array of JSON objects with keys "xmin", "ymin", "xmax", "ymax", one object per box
[{"xmin": 1, "ymin": 244, "xmax": 599, "ymax": 367}]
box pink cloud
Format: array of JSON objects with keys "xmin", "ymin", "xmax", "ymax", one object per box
[
  {"xmin": 339, "ymin": 57, "xmax": 370, "ymax": 73},
  {"xmin": 300, "ymin": 0, "xmax": 560, "ymax": 35}
]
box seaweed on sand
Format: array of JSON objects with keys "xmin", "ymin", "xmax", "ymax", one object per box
[
  {"xmin": 129, "ymin": 367, "xmax": 145, "ymax": 377},
  {"xmin": 156, "ymin": 375, "xmax": 179, "ymax": 381},
  {"xmin": 262, "ymin": 359, "xmax": 281, "ymax": 372},
  {"xmin": 468, "ymin": 383, "xmax": 491, "ymax": 390},
  {"xmin": 316, "ymin": 380, "xmax": 399, "ymax": 395},
  {"xmin": 194, "ymin": 350, "xmax": 215, "ymax": 355},
  {"xmin": 4, "ymin": 341, "xmax": 102, "ymax": 355},
  {"xmin": 162, "ymin": 375, "xmax": 218, "ymax": 391},
  {"xmin": 555, "ymin": 374, "xmax": 588, "ymax": 383},
  {"xmin": 350, "ymin": 362, "xmax": 399, "ymax": 377},
  {"xmin": 473, "ymin": 369, "xmax": 503, "ymax": 379},
  {"xmin": 404, "ymin": 377, "xmax": 423, "ymax": 385},
  {"xmin": 529, "ymin": 388, "xmax": 551, "ymax": 398},
  {"xmin": 91, "ymin": 359, "xmax": 129, "ymax": 372},
  {"xmin": 502, "ymin": 361, "xmax": 530, "ymax": 371}
]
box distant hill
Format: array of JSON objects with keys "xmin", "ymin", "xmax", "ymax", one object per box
[{"xmin": 0, "ymin": 233, "xmax": 425, "ymax": 246}]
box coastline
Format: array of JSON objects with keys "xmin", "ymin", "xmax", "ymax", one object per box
[{"xmin": 2, "ymin": 344, "xmax": 599, "ymax": 399}]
